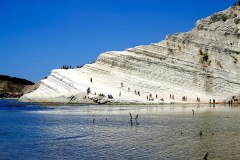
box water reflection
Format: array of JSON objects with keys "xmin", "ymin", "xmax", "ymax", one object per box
[{"xmin": 1, "ymin": 102, "xmax": 240, "ymax": 159}]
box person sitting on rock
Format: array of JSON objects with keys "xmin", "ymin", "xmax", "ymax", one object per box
[{"xmin": 108, "ymin": 95, "xmax": 113, "ymax": 99}]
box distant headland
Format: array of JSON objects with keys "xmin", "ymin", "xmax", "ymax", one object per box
[{"xmin": 0, "ymin": 75, "xmax": 34, "ymax": 98}]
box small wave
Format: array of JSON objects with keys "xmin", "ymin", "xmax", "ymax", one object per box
[{"xmin": 54, "ymin": 135, "xmax": 90, "ymax": 141}]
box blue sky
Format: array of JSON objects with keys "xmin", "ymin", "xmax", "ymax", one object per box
[{"xmin": 0, "ymin": 0, "xmax": 236, "ymax": 82}]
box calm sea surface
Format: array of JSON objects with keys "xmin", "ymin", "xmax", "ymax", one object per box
[{"xmin": 0, "ymin": 99, "xmax": 240, "ymax": 160}]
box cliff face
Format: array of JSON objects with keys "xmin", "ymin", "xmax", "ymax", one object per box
[
  {"xmin": 19, "ymin": 6, "xmax": 240, "ymax": 103},
  {"xmin": 0, "ymin": 75, "xmax": 34, "ymax": 98}
]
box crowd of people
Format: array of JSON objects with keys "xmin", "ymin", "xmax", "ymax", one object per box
[
  {"xmin": 60, "ymin": 63, "xmax": 226, "ymax": 104},
  {"xmin": 84, "ymin": 79, "xmax": 204, "ymax": 103},
  {"xmin": 61, "ymin": 59, "xmax": 96, "ymax": 70},
  {"xmin": 61, "ymin": 65, "xmax": 72, "ymax": 69},
  {"xmin": 82, "ymin": 77, "xmax": 236, "ymax": 105},
  {"xmin": 77, "ymin": 64, "xmax": 85, "ymax": 68}
]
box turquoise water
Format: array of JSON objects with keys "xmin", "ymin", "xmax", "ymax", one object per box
[{"xmin": 0, "ymin": 99, "xmax": 240, "ymax": 160}]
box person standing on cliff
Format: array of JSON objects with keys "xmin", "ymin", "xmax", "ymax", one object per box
[
  {"xmin": 121, "ymin": 82, "xmax": 123, "ymax": 87},
  {"xmin": 90, "ymin": 78, "xmax": 93, "ymax": 83}
]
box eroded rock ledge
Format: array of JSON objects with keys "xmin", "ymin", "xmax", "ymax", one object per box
[{"xmin": 19, "ymin": 6, "xmax": 240, "ymax": 104}]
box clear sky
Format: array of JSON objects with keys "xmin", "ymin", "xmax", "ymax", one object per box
[{"xmin": 0, "ymin": 0, "xmax": 236, "ymax": 82}]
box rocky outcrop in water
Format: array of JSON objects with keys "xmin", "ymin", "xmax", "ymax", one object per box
[{"xmin": 19, "ymin": 6, "xmax": 240, "ymax": 104}]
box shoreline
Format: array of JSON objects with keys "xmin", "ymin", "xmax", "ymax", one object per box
[
  {"xmin": 11, "ymin": 101, "xmax": 234, "ymax": 106},
  {"xmin": 0, "ymin": 98, "xmax": 19, "ymax": 100},
  {"xmin": 2, "ymin": 98, "xmax": 236, "ymax": 106}
]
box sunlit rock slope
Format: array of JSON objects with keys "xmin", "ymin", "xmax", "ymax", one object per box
[{"xmin": 19, "ymin": 6, "xmax": 240, "ymax": 104}]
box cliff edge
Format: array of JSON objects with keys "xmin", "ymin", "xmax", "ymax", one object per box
[{"xmin": 19, "ymin": 6, "xmax": 240, "ymax": 104}]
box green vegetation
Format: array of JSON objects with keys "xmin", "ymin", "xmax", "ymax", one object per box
[
  {"xmin": 0, "ymin": 75, "xmax": 34, "ymax": 98},
  {"xmin": 199, "ymin": 49, "xmax": 209, "ymax": 62},
  {"xmin": 0, "ymin": 75, "xmax": 33, "ymax": 85}
]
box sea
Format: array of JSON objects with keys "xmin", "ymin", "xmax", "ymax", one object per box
[{"xmin": 0, "ymin": 99, "xmax": 240, "ymax": 160}]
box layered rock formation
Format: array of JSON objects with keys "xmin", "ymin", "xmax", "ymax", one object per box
[{"xmin": 19, "ymin": 6, "xmax": 240, "ymax": 104}]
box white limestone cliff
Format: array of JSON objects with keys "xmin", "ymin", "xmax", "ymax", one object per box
[{"xmin": 19, "ymin": 6, "xmax": 240, "ymax": 104}]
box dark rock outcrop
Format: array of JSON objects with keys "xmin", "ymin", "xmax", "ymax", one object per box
[{"xmin": 0, "ymin": 75, "xmax": 34, "ymax": 98}]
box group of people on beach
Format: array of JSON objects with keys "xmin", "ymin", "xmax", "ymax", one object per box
[
  {"xmin": 122, "ymin": 82, "xmax": 166, "ymax": 101},
  {"xmin": 224, "ymin": 96, "xmax": 239, "ymax": 104},
  {"xmin": 146, "ymin": 93, "xmax": 164, "ymax": 101},
  {"xmin": 123, "ymin": 83, "xmax": 141, "ymax": 97},
  {"xmin": 226, "ymin": 99, "xmax": 233, "ymax": 104},
  {"xmin": 86, "ymin": 78, "xmax": 114, "ymax": 100},
  {"xmin": 84, "ymin": 77, "xmax": 226, "ymax": 104},
  {"xmin": 209, "ymin": 99, "xmax": 216, "ymax": 104}
]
